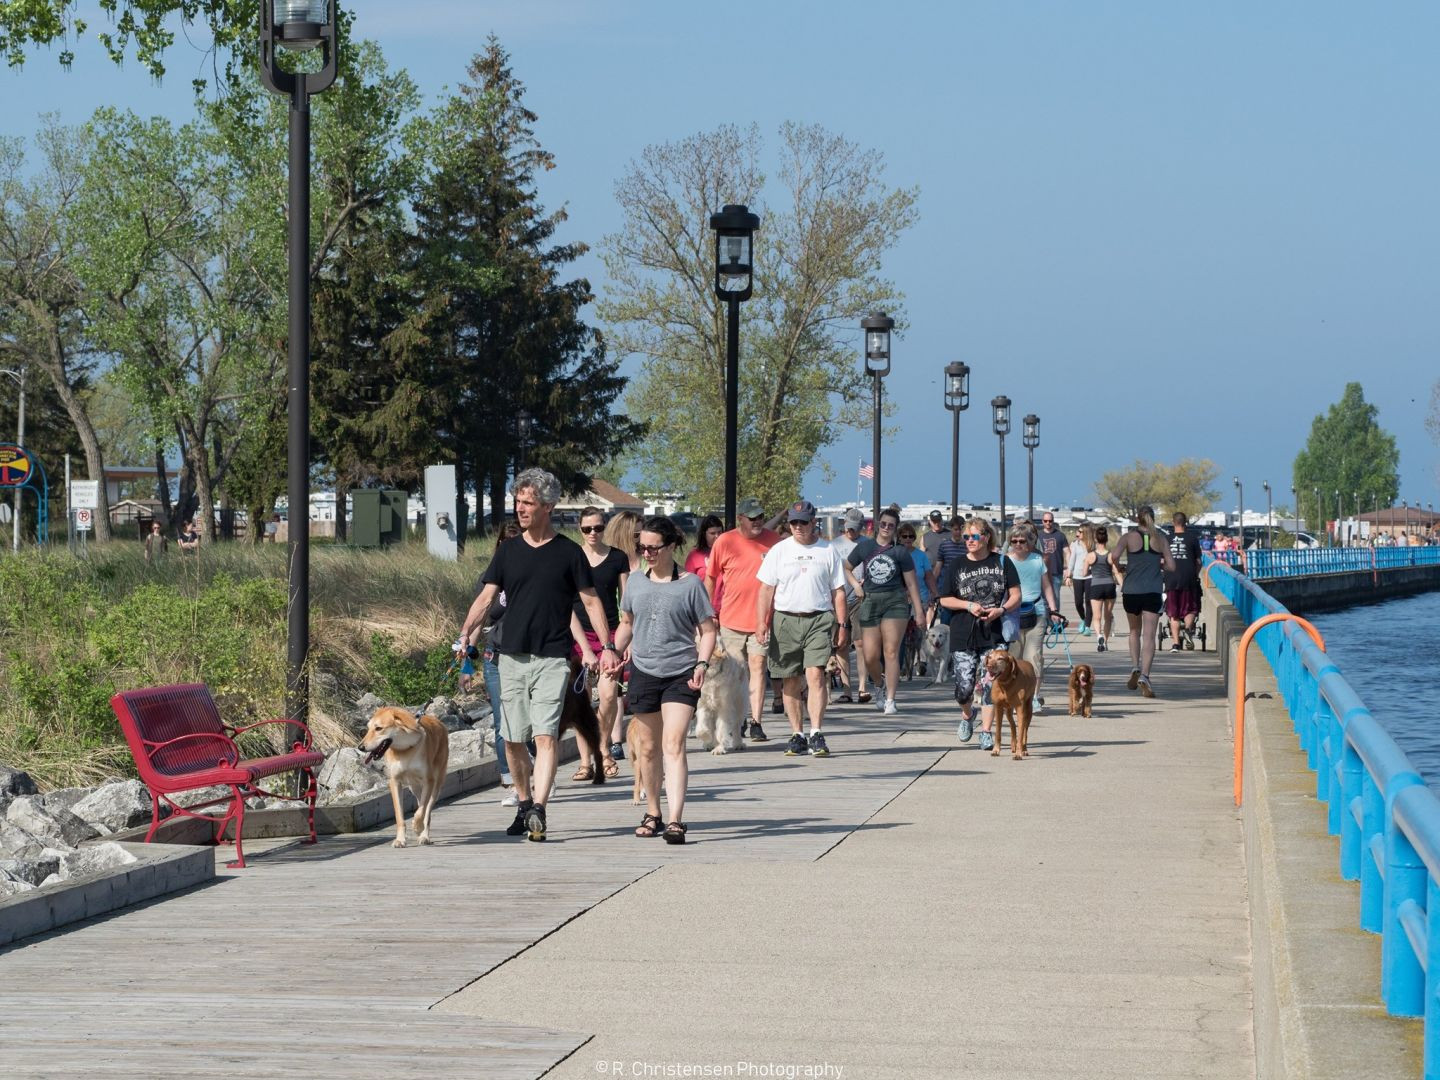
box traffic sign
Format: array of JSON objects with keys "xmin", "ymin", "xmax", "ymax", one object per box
[
  {"xmin": 0, "ymin": 444, "xmax": 31, "ymax": 488},
  {"xmin": 75, "ymin": 508, "xmax": 92, "ymax": 531},
  {"xmin": 71, "ymin": 480, "xmax": 99, "ymax": 510}
]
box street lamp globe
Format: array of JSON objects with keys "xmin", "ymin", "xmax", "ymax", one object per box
[
  {"xmin": 991, "ymin": 395, "xmax": 1011, "ymax": 437},
  {"xmin": 1022, "ymin": 414, "xmax": 1040, "ymax": 450},
  {"xmin": 271, "ymin": 0, "xmax": 329, "ymax": 50},
  {"xmin": 708, "ymin": 204, "xmax": 759, "ymax": 301},
  {"xmin": 861, "ymin": 312, "xmax": 894, "ymax": 376},
  {"xmin": 944, "ymin": 361, "xmax": 970, "ymax": 412}
]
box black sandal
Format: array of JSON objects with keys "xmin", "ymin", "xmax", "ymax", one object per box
[
  {"xmin": 663, "ymin": 821, "xmax": 687, "ymax": 845},
  {"xmin": 635, "ymin": 813, "xmax": 662, "ymax": 838}
]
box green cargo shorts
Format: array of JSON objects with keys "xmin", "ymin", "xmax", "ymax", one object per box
[{"xmin": 767, "ymin": 611, "xmax": 836, "ymax": 678}]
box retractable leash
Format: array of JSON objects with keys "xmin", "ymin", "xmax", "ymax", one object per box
[{"xmin": 1042, "ymin": 615, "xmax": 1074, "ymax": 677}]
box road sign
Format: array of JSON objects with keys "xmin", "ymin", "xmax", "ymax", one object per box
[
  {"xmin": 71, "ymin": 480, "xmax": 99, "ymax": 510},
  {"xmin": 75, "ymin": 508, "xmax": 92, "ymax": 531},
  {"xmin": 0, "ymin": 444, "xmax": 31, "ymax": 488}
]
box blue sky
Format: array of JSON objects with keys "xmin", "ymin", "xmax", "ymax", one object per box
[{"xmin": 5, "ymin": 1, "xmax": 1437, "ymax": 513}]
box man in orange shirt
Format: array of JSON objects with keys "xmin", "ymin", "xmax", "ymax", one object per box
[{"xmin": 705, "ymin": 496, "xmax": 781, "ymax": 742}]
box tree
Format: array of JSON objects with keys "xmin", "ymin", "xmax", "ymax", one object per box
[
  {"xmin": 599, "ymin": 122, "xmax": 919, "ymax": 511},
  {"xmin": 1093, "ymin": 459, "xmax": 1218, "ymax": 520},
  {"xmin": 412, "ymin": 37, "xmax": 642, "ymax": 537},
  {"xmin": 1292, "ymin": 382, "xmax": 1399, "ymax": 530}
]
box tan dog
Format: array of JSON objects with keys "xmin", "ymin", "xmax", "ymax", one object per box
[
  {"xmin": 985, "ymin": 650, "xmax": 1037, "ymax": 760},
  {"xmin": 693, "ymin": 645, "xmax": 747, "ymax": 755},
  {"xmin": 1068, "ymin": 664, "xmax": 1095, "ymax": 718},
  {"xmin": 360, "ymin": 707, "xmax": 449, "ymax": 847}
]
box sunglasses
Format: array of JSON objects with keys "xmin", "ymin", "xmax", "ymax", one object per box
[
  {"xmin": 579, "ymin": 525, "xmax": 604, "ymax": 534},
  {"xmin": 962, "ymin": 533, "xmax": 986, "ymax": 542},
  {"xmin": 637, "ymin": 542, "xmax": 670, "ymax": 555},
  {"xmin": 743, "ymin": 514, "xmax": 765, "ymax": 523},
  {"xmin": 1042, "ymin": 519, "xmax": 1054, "ymax": 525},
  {"xmin": 899, "ymin": 535, "xmax": 916, "ymax": 542},
  {"xmin": 878, "ymin": 520, "xmax": 897, "ymax": 529},
  {"xmin": 1009, "ymin": 538, "xmax": 1028, "ymax": 545}
]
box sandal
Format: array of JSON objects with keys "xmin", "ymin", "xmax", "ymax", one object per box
[
  {"xmin": 571, "ymin": 764, "xmax": 595, "ymax": 782},
  {"xmin": 837, "ymin": 693, "xmax": 853, "ymax": 704},
  {"xmin": 603, "ymin": 758, "xmax": 620, "ymax": 779},
  {"xmin": 857, "ymin": 692, "xmax": 872, "ymax": 704},
  {"xmin": 635, "ymin": 813, "xmax": 663, "ymax": 838},
  {"xmin": 663, "ymin": 821, "xmax": 687, "ymax": 845}
]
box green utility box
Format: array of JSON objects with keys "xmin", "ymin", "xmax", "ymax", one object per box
[{"xmin": 350, "ymin": 489, "xmax": 407, "ymax": 548}]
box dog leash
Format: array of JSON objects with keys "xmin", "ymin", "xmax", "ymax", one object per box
[{"xmin": 1042, "ymin": 617, "xmax": 1075, "ymax": 670}]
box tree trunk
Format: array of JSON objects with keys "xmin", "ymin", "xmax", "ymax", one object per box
[
  {"xmin": 40, "ymin": 351, "xmax": 113, "ymax": 543},
  {"xmin": 490, "ymin": 464, "xmax": 507, "ymax": 530},
  {"xmin": 335, "ymin": 478, "xmax": 349, "ymax": 543},
  {"xmin": 180, "ymin": 427, "xmax": 215, "ymax": 541},
  {"xmin": 454, "ymin": 457, "xmax": 469, "ymax": 554},
  {"xmin": 153, "ymin": 444, "xmax": 174, "ymax": 524}
]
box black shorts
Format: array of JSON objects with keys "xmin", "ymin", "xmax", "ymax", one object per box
[
  {"xmin": 1122, "ymin": 591, "xmax": 1163, "ymax": 615},
  {"xmin": 627, "ymin": 665, "xmax": 700, "ymax": 713},
  {"xmin": 1088, "ymin": 583, "xmax": 1117, "ymax": 601}
]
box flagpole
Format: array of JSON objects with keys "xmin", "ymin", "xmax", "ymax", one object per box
[{"xmin": 857, "ymin": 457, "xmax": 862, "ymax": 508}]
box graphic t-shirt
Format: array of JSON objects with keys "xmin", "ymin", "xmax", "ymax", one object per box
[
  {"xmin": 831, "ymin": 535, "xmax": 859, "ymax": 604},
  {"xmin": 621, "ymin": 572, "xmax": 716, "ymax": 678},
  {"xmin": 847, "ymin": 539, "xmax": 914, "ymax": 593},
  {"xmin": 706, "ymin": 528, "xmax": 781, "ymax": 633},
  {"xmin": 1166, "ymin": 531, "xmax": 1203, "ymax": 591},
  {"xmin": 757, "ymin": 536, "xmax": 846, "ymax": 613},
  {"xmin": 573, "ymin": 546, "xmax": 629, "ymax": 633},
  {"xmin": 480, "ymin": 534, "xmax": 594, "ymax": 659},
  {"xmin": 943, "ymin": 552, "xmax": 1020, "ymax": 652},
  {"xmin": 1037, "ymin": 528, "xmax": 1069, "ymax": 578}
]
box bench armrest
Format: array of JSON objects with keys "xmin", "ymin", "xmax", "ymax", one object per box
[
  {"xmin": 142, "ymin": 731, "xmax": 240, "ymax": 769},
  {"xmin": 229, "ymin": 717, "xmax": 314, "ymax": 751}
]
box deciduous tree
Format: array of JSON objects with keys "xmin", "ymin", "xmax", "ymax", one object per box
[
  {"xmin": 1093, "ymin": 458, "xmax": 1217, "ymax": 520},
  {"xmin": 1292, "ymin": 382, "xmax": 1398, "ymax": 529}
]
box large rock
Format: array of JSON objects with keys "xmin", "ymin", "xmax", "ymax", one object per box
[
  {"xmin": 0, "ymin": 821, "xmax": 51, "ymax": 859},
  {"xmin": 0, "ymin": 866, "xmax": 36, "ymax": 898},
  {"xmin": 0, "ymin": 766, "xmax": 38, "ymax": 813},
  {"xmin": 0, "ymin": 852, "xmax": 61, "ymax": 887},
  {"xmin": 317, "ymin": 749, "xmax": 386, "ymax": 803},
  {"xmin": 71, "ymin": 780, "xmax": 155, "ymax": 834},
  {"xmin": 59, "ymin": 843, "xmax": 137, "ymax": 880},
  {"xmin": 39, "ymin": 786, "xmax": 95, "ymax": 815},
  {"xmin": 446, "ymin": 729, "xmax": 490, "ymax": 768},
  {"xmin": 5, "ymin": 797, "xmax": 98, "ymax": 849},
  {"xmin": 462, "ymin": 702, "xmax": 494, "ymax": 726},
  {"xmin": 356, "ymin": 692, "xmax": 385, "ymax": 714}
]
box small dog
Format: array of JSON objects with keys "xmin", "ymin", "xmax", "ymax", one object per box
[
  {"xmin": 1068, "ymin": 664, "xmax": 1095, "ymax": 718},
  {"xmin": 985, "ymin": 650, "xmax": 1037, "ymax": 760},
  {"xmin": 923, "ymin": 622, "xmax": 950, "ymax": 685},
  {"xmin": 561, "ymin": 658, "xmax": 606, "ymax": 784},
  {"xmin": 360, "ymin": 707, "xmax": 450, "ymax": 847},
  {"xmin": 693, "ymin": 645, "xmax": 747, "ymax": 755}
]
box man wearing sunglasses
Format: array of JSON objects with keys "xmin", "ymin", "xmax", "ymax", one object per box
[
  {"xmin": 1037, "ymin": 513, "xmax": 1069, "ymax": 610},
  {"xmin": 705, "ymin": 497, "xmax": 781, "ymax": 741}
]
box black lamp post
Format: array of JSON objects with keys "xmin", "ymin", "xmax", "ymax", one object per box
[
  {"xmin": 862, "ymin": 312, "xmax": 894, "ymax": 528},
  {"xmin": 991, "ymin": 396, "xmax": 1011, "ymax": 530},
  {"xmin": 708, "ymin": 204, "xmax": 759, "ymax": 528},
  {"xmin": 1313, "ymin": 486, "xmax": 1321, "ymax": 545},
  {"xmin": 260, "ymin": 0, "xmax": 338, "ymax": 748},
  {"xmin": 944, "ymin": 361, "xmax": 970, "ymax": 520},
  {"xmin": 1352, "ymin": 491, "xmax": 1358, "ymax": 546},
  {"xmin": 1263, "ymin": 481, "xmax": 1272, "ymax": 549},
  {"xmin": 1233, "ymin": 476, "xmax": 1243, "ymax": 537},
  {"xmin": 1022, "ymin": 414, "xmax": 1040, "ymax": 525},
  {"xmin": 1291, "ymin": 484, "xmax": 1298, "ymax": 536}
]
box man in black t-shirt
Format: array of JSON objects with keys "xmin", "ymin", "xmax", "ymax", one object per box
[
  {"xmin": 1164, "ymin": 512, "xmax": 1204, "ymax": 651},
  {"xmin": 460, "ymin": 469, "xmax": 619, "ymax": 842}
]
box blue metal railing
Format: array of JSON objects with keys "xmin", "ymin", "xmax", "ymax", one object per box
[
  {"xmin": 1208, "ymin": 558, "xmax": 1440, "ymax": 1075},
  {"xmin": 1221, "ymin": 545, "xmax": 1440, "ymax": 580}
]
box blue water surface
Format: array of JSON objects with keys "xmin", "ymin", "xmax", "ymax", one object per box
[{"xmin": 1307, "ymin": 591, "xmax": 1440, "ymax": 790}]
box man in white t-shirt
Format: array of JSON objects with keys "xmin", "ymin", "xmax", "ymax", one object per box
[{"xmin": 756, "ymin": 500, "xmax": 848, "ymax": 757}]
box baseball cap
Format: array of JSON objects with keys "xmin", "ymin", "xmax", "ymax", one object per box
[
  {"xmin": 737, "ymin": 496, "xmax": 765, "ymax": 519},
  {"xmin": 843, "ymin": 508, "xmax": 865, "ymax": 530},
  {"xmin": 787, "ymin": 499, "xmax": 817, "ymax": 523},
  {"xmin": 928, "ymin": 510, "xmax": 943, "ymax": 522}
]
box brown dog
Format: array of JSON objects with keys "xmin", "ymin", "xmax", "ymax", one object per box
[
  {"xmin": 359, "ymin": 707, "xmax": 449, "ymax": 847},
  {"xmin": 1068, "ymin": 664, "xmax": 1095, "ymax": 718},
  {"xmin": 985, "ymin": 650, "xmax": 1037, "ymax": 760},
  {"xmin": 560, "ymin": 657, "xmax": 606, "ymax": 785}
]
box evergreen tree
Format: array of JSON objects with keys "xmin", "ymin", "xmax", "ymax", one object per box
[{"xmin": 1292, "ymin": 382, "xmax": 1399, "ymax": 529}]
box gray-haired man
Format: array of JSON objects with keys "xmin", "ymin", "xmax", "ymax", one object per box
[{"xmin": 460, "ymin": 468, "xmax": 619, "ymax": 842}]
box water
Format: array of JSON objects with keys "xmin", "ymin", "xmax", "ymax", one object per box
[{"xmin": 1307, "ymin": 591, "xmax": 1440, "ymax": 789}]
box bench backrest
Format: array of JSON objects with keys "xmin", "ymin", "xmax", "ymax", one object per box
[{"xmin": 111, "ymin": 683, "xmax": 236, "ymax": 783}]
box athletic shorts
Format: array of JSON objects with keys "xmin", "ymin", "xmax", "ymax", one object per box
[
  {"xmin": 1122, "ymin": 591, "xmax": 1163, "ymax": 616},
  {"xmin": 857, "ymin": 590, "xmax": 911, "ymax": 627},
  {"xmin": 496, "ymin": 653, "xmax": 570, "ymax": 742},
  {"xmin": 1088, "ymin": 583, "xmax": 1117, "ymax": 602},
  {"xmin": 1165, "ymin": 585, "xmax": 1202, "ymax": 620},
  {"xmin": 627, "ymin": 665, "xmax": 700, "ymax": 713},
  {"xmin": 768, "ymin": 611, "xmax": 836, "ymax": 678}
]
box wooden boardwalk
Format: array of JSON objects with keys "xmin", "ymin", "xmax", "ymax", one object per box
[{"xmin": 0, "ymin": 635, "xmax": 1253, "ymax": 1079}]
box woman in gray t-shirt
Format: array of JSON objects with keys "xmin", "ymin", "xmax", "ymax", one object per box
[{"xmin": 614, "ymin": 517, "xmax": 718, "ymax": 844}]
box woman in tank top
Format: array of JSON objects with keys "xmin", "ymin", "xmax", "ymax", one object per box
[
  {"xmin": 1064, "ymin": 523, "xmax": 1095, "ymax": 636},
  {"xmin": 1110, "ymin": 507, "xmax": 1176, "ymax": 698},
  {"xmin": 1085, "ymin": 526, "xmax": 1117, "ymax": 652}
]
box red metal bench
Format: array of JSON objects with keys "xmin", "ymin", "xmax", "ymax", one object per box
[{"xmin": 110, "ymin": 683, "xmax": 325, "ymax": 868}]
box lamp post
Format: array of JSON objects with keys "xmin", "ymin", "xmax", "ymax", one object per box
[
  {"xmin": 1313, "ymin": 486, "xmax": 1321, "ymax": 545},
  {"xmin": 0, "ymin": 365, "xmax": 23, "ymax": 552},
  {"xmin": 708, "ymin": 204, "xmax": 759, "ymax": 529},
  {"xmin": 261, "ymin": 0, "xmax": 338, "ymax": 747},
  {"xmin": 991, "ymin": 396, "xmax": 1011, "ymax": 530},
  {"xmin": 1233, "ymin": 476, "xmax": 1243, "ymax": 538},
  {"xmin": 1022, "ymin": 414, "xmax": 1040, "ymax": 525},
  {"xmin": 943, "ymin": 361, "xmax": 969, "ymax": 521},
  {"xmin": 1263, "ymin": 481, "xmax": 1272, "ymax": 549},
  {"xmin": 1291, "ymin": 484, "xmax": 1298, "ymax": 537},
  {"xmin": 1335, "ymin": 489, "xmax": 1341, "ymax": 547},
  {"xmin": 513, "ymin": 410, "xmax": 531, "ymax": 519},
  {"xmin": 861, "ymin": 312, "xmax": 894, "ymax": 527},
  {"xmin": 1353, "ymin": 491, "xmax": 1359, "ymax": 546}
]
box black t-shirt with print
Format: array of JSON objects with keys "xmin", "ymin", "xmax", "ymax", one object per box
[
  {"xmin": 847, "ymin": 539, "xmax": 915, "ymax": 593},
  {"xmin": 1165, "ymin": 530, "xmax": 1203, "ymax": 591},
  {"xmin": 574, "ymin": 546, "xmax": 629, "ymax": 633},
  {"xmin": 943, "ymin": 552, "xmax": 1020, "ymax": 651},
  {"xmin": 481, "ymin": 534, "xmax": 595, "ymax": 658}
]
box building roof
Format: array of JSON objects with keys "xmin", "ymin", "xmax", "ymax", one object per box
[{"xmin": 557, "ymin": 478, "xmax": 645, "ymax": 513}]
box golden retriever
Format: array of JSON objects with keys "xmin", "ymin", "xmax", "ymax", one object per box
[
  {"xmin": 360, "ymin": 707, "xmax": 450, "ymax": 847},
  {"xmin": 985, "ymin": 650, "xmax": 1037, "ymax": 760},
  {"xmin": 693, "ymin": 645, "xmax": 747, "ymax": 755},
  {"xmin": 1068, "ymin": 664, "xmax": 1095, "ymax": 718}
]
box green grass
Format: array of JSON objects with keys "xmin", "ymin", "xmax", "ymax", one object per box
[{"xmin": 0, "ymin": 535, "xmax": 502, "ymax": 791}]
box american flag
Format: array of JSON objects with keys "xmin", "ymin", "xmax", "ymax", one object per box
[{"xmin": 858, "ymin": 462, "xmax": 874, "ymax": 479}]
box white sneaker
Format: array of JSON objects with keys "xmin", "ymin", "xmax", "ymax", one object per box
[
  {"xmin": 500, "ymin": 788, "xmax": 519, "ymax": 807},
  {"xmin": 883, "ymin": 700, "xmax": 898, "ymax": 716},
  {"xmin": 874, "ymin": 694, "xmax": 887, "ymax": 712}
]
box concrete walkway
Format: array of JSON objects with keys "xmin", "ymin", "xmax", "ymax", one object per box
[{"xmin": 0, "ymin": 631, "xmax": 1254, "ymax": 1079}]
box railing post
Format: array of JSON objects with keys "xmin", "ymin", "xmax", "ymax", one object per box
[
  {"xmin": 1340, "ymin": 740, "xmax": 1362, "ymax": 878},
  {"xmin": 1313, "ymin": 695, "xmax": 1333, "ymax": 802},
  {"xmin": 1382, "ymin": 809, "xmax": 1426, "ymax": 1015},
  {"xmin": 1361, "ymin": 770, "xmax": 1384, "ymax": 933},
  {"xmin": 1427, "ymin": 878, "xmax": 1440, "ymax": 1077}
]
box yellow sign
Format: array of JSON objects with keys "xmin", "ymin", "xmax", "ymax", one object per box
[{"xmin": 0, "ymin": 444, "xmax": 30, "ymax": 488}]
